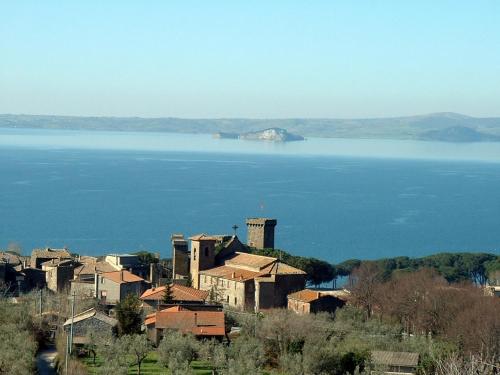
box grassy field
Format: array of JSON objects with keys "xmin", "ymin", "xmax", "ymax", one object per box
[{"xmin": 82, "ymin": 352, "xmax": 212, "ymax": 374}]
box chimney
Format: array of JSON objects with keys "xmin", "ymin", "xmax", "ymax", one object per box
[
  {"xmin": 231, "ymin": 272, "xmax": 235, "ymax": 279},
  {"xmin": 120, "ymin": 270, "xmax": 124, "ymax": 281},
  {"xmin": 194, "ymin": 312, "xmax": 198, "ymax": 326},
  {"xmin": 149, "ymin": 263, "xmax": 154, "ymax": 283},
  {"xmin": 94, "ymin": 273, "xmax": 99, "ymax": 298}
]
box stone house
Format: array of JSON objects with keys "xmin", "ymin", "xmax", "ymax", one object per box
[
  {"xmin": 140, "ymin": 284, "xmax": 209, "ymax": 312},
  {"xmin": 370, "ymin": 351, "xmax": 419, "ymax": 375},
  {"xmin": 41, "ymin": 259, "xmax": 79, "ymax": 293},
  {"xmin": 31, "ymin": 248, "xmax": 72, "ymax": 269},
  {"xmin": 95, "ymin": 270, "xmax": 149, "ymax": 304},
  {"xmin": 70, "ymin": 260, "xmax": 118, "ymax": 298},
  {"xmin": 145, "ymin": 306, "xmax": 225, "ymax": 346},
  {"xmin": 287, "ymin": 289, "xmax": 349, "ymax": 314},
  {"xmin": 63, "ymin": 308, "xmax": 117, "ymax": 344}
]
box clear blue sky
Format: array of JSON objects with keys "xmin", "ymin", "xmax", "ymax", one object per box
[{"xmin": 1, "ymin": 1, "xmax": 500, "ymax": 118}]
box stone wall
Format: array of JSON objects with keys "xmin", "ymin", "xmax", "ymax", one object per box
[
  {"xmin": 190, "ymin": 240, "xmax": 215, "ymax": 289},
  {"xmin": 199, "ymin": 274, "xmax": 252, "ymax": 311},
  {"xmin": 64, "ymin": 316, "xmax": 115, "ymax": 337},
  {"xmin": 246, "ymin": 218, "xmax": 277, "ymax": 249}
]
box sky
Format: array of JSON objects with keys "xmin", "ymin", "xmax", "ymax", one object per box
[{"xmin": 1, "ymin": 1, "xmax": 500, "ymax": 119}]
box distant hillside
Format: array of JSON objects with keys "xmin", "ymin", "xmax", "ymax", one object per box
[
  {"xmin": 419, "ymin": 126, "xmax": 500, "ymax": 142},
  {"xmin": 2, "ymin": 112, "xmax": 500, "ymax": 142}
]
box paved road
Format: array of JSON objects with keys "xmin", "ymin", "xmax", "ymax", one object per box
[{"xmin": 36, "ymin": 346, "xmax": 57, "ymax": 375}]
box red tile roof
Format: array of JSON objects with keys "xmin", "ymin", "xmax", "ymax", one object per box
[
  {"xmin": 287, "ymin": 289, "xmax": 322, "ymax": 303},
  {"xmin": 146, "ymin": 306, "xmax": 225, "ymax": 337},
  {"xmin": 200, "ymin": 265, "xmax": 260, "ymax": 281},
  {"xmin": 140, "ymin": 284, "xmax": 209, "ymax": 302},
  {"xmin": 101, "ymin": 270, "xmax": 145, "ymax": 284}
]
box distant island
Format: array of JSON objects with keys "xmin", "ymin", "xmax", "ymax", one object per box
[
  {"xmin": 2, "ymin": 112, "xmax": 500, "ymax": 142},
  {"xmin": 214, "ymin": 128, "xmax": 305, "ymax": 142}
]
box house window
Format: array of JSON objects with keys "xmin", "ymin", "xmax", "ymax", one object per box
[
  {"xmin": 234, "ymin": 297, "xmax": 237, "ymax": 305},
  {"xmin": 204, "ymin": 247, "xmax": 209, "ymax": 257},
  {"xmin": 193, "ymin": 249, "xmax": 196, "ymax": 261},
  {"xmin": 101, "ymin": 277, "xmax": 104, "ymax": 284},
  {"xmin": 226, "ymin": 295, "xmax": 229, "ymax": 303},
  {"xmin": 204, "ymin": 275, "xmax": 207, "ymax": 283}
]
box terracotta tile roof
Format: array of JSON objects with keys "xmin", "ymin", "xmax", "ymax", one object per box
[
  {"xmin": 224, "ymin": 252, "xmax": 276, "ymax": 271},
  {"xmin": 371, "ymin": 351, "xmax": 419, "ymax": 367},
  {"xmin": 101, "ymin": 270, "xmax": 145, "ymax": 284},
  {"xmin": 200, "ymin": 265, "xmax": 260, "ymax": 281},
  {"xmin": 189, "ymin": 234, "xmax": 218, "ymax": 241},
  {"xmin": 140, "ymin": 284, "xmax": 209, "ymax": 302},
  {"xmin": 74, "ymin": 261, "xmax": 117, "ymax": 276},
  {"xmin": 146, "ymin": 306, "xmax": 225, "ymax": 337},
  {"xmin": 287, "ymin": 289, "xmax": 322, "ymax": 303},
  {"xmin": 288, "ymin": 289, "xmax": 350, "ymax": 303},
  {"xmin": 259, "ymin": 261, "xmax": 306, "ymax": 276}
]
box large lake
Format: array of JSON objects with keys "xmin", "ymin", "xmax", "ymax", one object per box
[{"xmin": 1, "ymin": 128, "xmax": 499, "ymax": 263}]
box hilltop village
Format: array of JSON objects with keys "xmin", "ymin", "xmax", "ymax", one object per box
[
  {"xmin": 1, "ymin": 217, "xmax": 348, "ymax": 316},
  {"xmin": 1, "ymin": 218, "xmax": 499, "ymax": 374}
]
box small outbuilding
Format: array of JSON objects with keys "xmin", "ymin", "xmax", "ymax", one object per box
[
  {"xmin": 370, "ymin": 350, "xmax": 419, "ymax": 375},
  {"xmin": 63, "ymin": 308, "xmax": 117, "ymax": 344},
  {"xmin": 287, "ymin": 289, "xmax": 349, "ymax": 314}
]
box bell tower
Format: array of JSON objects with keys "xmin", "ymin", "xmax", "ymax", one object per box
[{"xmin": 189, "ymin": 234, "xmax": 217, "ymax": 289}]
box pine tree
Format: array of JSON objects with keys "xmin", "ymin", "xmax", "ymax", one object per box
[{"xmin": 162, "ymin": 283, "xmax": 174, "ymax": 304}]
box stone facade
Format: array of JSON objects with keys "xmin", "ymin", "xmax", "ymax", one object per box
[
  {"xmin": 199, "ymin": 274, "xmax": 255, "ymax": 310},
  {"xmin": 63, "ymin": 308, "xmax": 117, "ymax": 342},
  {"xmin": 189, "ymin": 235, "xmax": 217, "ymax": 289},
  {"xmin": 246, "ymin": 218, "xmax": 277, "ymax": 249},
  {"xmin": 42, "ymin": 259, "xmax": 78, "ymax": 293},
  {"xmin": 172, "ymin": 234, "xmax": 190, "ymax": 281}
]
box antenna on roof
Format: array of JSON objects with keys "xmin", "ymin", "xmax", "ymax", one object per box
[{"xmin": 232, "ymin": 224, "xmax": 239, "ymax": 236}]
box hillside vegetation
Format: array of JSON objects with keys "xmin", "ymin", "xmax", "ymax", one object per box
[{"xmin": 3, "ymin": 112, "xmax": 500, "ymax": 142}]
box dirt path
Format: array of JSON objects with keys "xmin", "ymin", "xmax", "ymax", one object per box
[{"xmin": 36, "ymin": 346, "xmax": 58, "ymax": 375}]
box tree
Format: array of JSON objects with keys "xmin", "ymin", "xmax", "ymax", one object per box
[
  {"xmin": 198, "ymin": 339, "xmax": 228, "ymax": 374},
  {"xmin": 348, "ymin": 262, "xmax": 382, "ymax": 319},
  {"xmin": 162, "ymin": 284, "xmax": 174, "ymax": 304},
  {"xmin": 157, "ymin": 330, "xmax": 198, "ymax": 371},
  {"xmin": 121, "ymin": 334, "xmax": 152, "ymax": 375},
  {"xmin": 226, "ymin": 336, "xmax": 266, "ymax": 375},
  {"xmin": 115, "ymin": 294, "xmax": 143, "ymax": 335},
  {"xmin": 185, "ymin": 273, "xmax": 193, "ymax": 288},
  {"xmin": 134, "ymin": 251, "xmax": 159, "ymax": 265},
  {"xmin": 96, "ymin": 335, "xmax": 130, "ymax": 375},
  {"xmin": 208, "ymin": 283, "xmax": 225, "ymax": 304}
]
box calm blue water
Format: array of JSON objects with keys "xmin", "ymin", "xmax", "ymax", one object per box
[{"xmin": 1, "ymin": 128, "xmax": 499, "ymax": 263}]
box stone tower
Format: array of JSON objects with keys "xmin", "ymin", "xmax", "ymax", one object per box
[
  {"xmin": 189, "ymin": 234, "xmax": 217, "ymax": 289},
  {"xmin": 171, "ymin": 234, "xmax": 189, "ymax": 281},
  {"xmin": 246, "ymin": 218, "xmax": 277, "ymax": 249}
]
